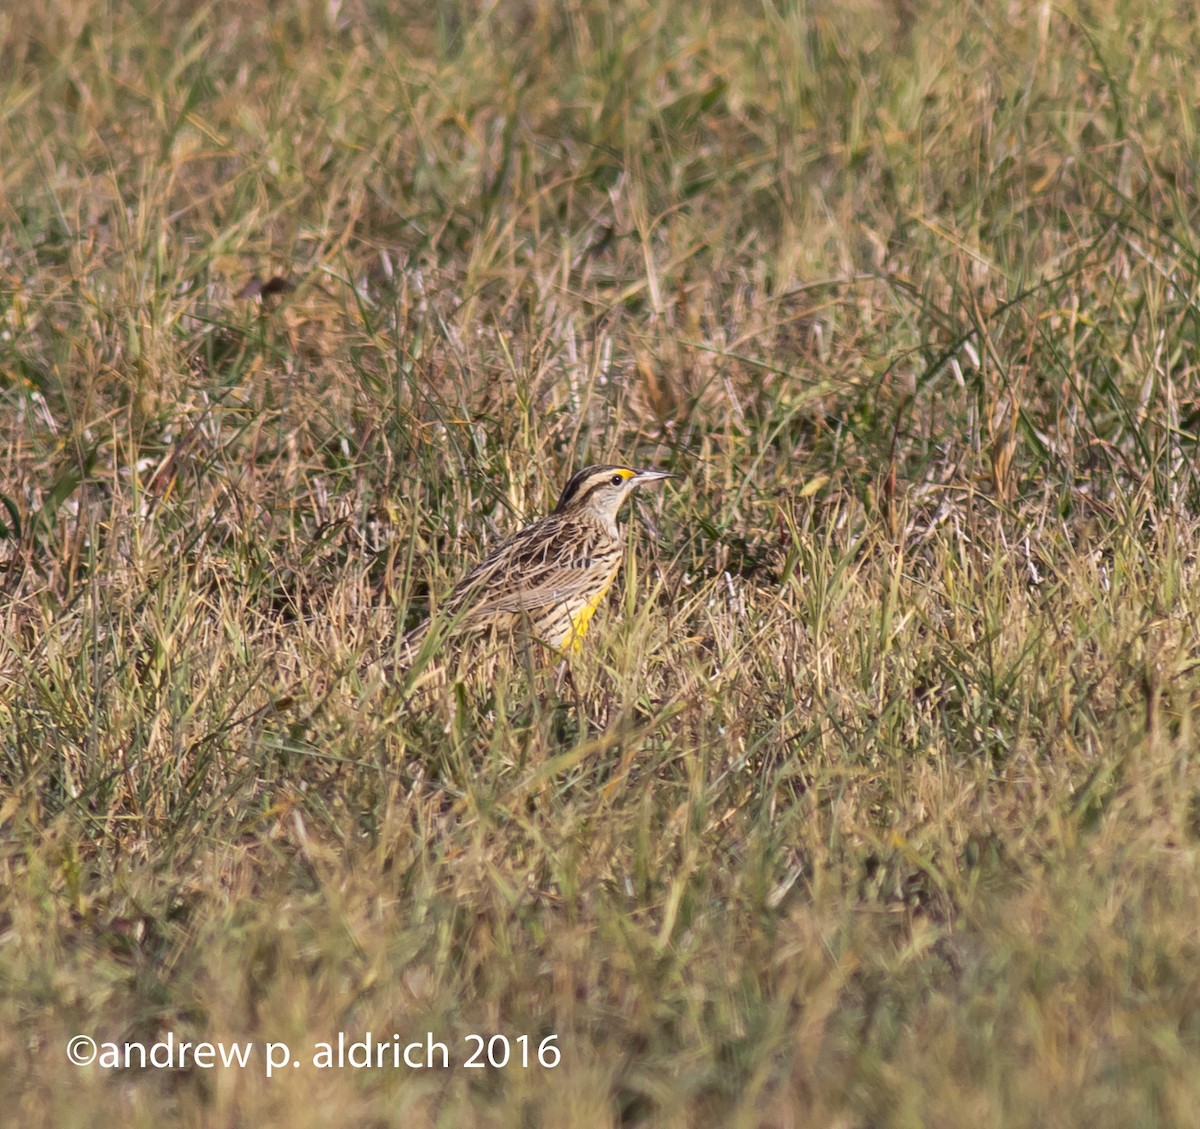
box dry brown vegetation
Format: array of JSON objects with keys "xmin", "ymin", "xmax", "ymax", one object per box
[{"xmin": 4, "ymin": 0, "xmax": 1200, "ymax": 1125}]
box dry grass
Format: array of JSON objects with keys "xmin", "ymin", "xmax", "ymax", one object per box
[{"xmin": 4, "ymin": 0, "xmax": 1200, "ymax": 1125}]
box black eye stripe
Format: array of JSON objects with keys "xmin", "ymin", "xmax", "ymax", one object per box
[{"xmin": 553, "ymin": 466, "xmax": 631, "ymax": 512}]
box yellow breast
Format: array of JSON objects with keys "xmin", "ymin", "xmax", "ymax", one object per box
[{"xmin": 559, "ymin": 565, "xmax": 620, "ymax": 653}]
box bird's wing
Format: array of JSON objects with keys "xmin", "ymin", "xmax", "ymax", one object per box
[{"xmin": 446, "ymin": 519, "xmax": 616, "ymax": 621}]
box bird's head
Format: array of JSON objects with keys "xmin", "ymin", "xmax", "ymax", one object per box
[{"xmin": 553, "ymin": 464, "xmax": 672, "ymax": 524}]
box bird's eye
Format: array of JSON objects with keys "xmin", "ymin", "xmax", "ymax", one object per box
[{"xmin": 610, "ymin": 474, "xmax": 623, "ymax": 486}]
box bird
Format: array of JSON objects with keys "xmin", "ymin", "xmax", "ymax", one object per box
[{"xmin": 399, "ymin": 464, "xmax": 672, "ymax": 680}]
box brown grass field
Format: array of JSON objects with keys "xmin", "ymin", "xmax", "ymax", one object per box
[{"xmin": 4, "ymin": 0, "xmax": 1200, "ymax": 1125}]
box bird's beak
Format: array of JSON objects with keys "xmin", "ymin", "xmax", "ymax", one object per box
[{"xmin": 631, "ymin": 468, "xmax": 673, "ymax": 485}]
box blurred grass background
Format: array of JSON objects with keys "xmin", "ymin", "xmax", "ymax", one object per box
[{"xmin": 4, "ymin": 0, "xmax": 1200, "ymax": 1124}]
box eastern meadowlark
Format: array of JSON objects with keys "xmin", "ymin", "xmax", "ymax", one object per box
[{"xmin": 401, "ymin": 464, "xmax": 671, "ymax": 672}]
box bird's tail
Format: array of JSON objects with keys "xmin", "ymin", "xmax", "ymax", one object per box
[{"xmin": 376, "ymin": 617, "xmax": 450, "ymax": 698}]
